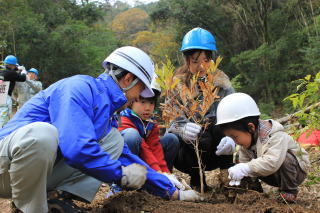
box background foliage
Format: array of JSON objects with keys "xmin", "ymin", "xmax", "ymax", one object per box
[{"xmin": 1, "ymin": 0, "xmax": 319, "ymax": 116}]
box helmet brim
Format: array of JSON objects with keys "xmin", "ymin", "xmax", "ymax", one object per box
[
  {"xmin": 180, "ymin": 45, "xmax": 217, "ymax": 52},
  {"xmin": 28, "ymin": 71, "xmax": 38, "ymax": 75},
  {"xmin": 140, "ymin": 85, "xmax": 155, "ymax": 98}
]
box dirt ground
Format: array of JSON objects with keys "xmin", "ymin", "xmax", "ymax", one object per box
[
  {"xmin": 0, "ymin": 148, "xmax": 319, "ymax": 212},
  {"xmin": 82, "ymin": 147, "xmax": 320, "ymax": 213}
]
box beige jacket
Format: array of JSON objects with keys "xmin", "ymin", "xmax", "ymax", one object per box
[{"xmin": 239, "ymin": 119, "xmax": 310, "ymax": 177}]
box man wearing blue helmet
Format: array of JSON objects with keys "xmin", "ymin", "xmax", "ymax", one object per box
[
  {"xmin": 15, "ymin": 67, "xmax": 42, "ymax": 109},
  {"xmin": 0, "ymin": 55, "xmax": 27, "ymax": 127},
  {"xmin": 167, "ymin": 27, "xmax": 236, "ymax": 191}
]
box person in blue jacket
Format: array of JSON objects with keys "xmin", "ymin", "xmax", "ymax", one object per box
[{"xmin": 0, "ymin": 46, "xmax": 201, "ymax": 213}]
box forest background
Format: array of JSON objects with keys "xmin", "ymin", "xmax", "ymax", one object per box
[{"xmin": 1, "ymin": 0, "xmax": 320, "ymax": 117}]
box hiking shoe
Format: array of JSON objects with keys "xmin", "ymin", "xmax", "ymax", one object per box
[
  {"xmin": 105, "ymin": 183, "xmax": 122, "ymax": 198},
  {"xmin": 48, "ymin": 198, "xmax": 86, "ymax": 213},
  {"xmin": 47, "ymin": 190, "xmax": 87, "ymax": 213},
  {"xmin": 48, "ymin": 190, "xmax": 89, "ymax": 203},
  {"xmin": 276, "ymin": 192, "xmax": 297, "ymax": 203}
]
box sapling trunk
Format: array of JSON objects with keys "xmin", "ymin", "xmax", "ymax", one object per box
[{"xmin": 194, "ymin": 138, "xmax": 204, "ymax": 194}]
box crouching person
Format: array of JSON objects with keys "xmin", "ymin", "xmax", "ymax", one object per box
[
  {"xmin": 0, "ymin": 46, "xmax": 200, "ymax": 213},
  {"xmin": 216, "ymin": 93, "xmax": 310, "ymax": 203}
]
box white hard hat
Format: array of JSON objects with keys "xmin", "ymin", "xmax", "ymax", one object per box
[
  {"xmin": 216, "ymin": 93, "xmax": 261, "ymax": 125},
  {"xmin": 102, "ymin": 46, "xmax": 154, "ymax": 97}
]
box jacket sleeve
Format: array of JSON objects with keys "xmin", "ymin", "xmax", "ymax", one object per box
[
  {"xmin": 118, "ymin": 116, "xmax": 134, "ymax": 131},
  {"xmin": 141, "ymin": 124, "xmax": 170, "ymax": 173},
  {"xmin": 247, "ymin": 132, "xmax": 289, "ymax": 177},
  {"xmin": 4, "ymin": 71, "xmax": 26, "ymax": 82},
  {"xmin": 26, "ymin": 80, "xmax": 42, "ymax": 92},
  {"xmin": 48, "ymin": 79, "xmax": 122, "ymax": 183}
]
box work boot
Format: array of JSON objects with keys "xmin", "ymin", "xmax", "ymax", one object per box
[
  {"xmin": 48, "ymin": 190, "xmax": 89, "ymax": 203},
  {"xmin": 48, "ymin": 199, "xmax": 86, "ymax": 213},
  {"xmin": 47, "ymin": 190, "xmax": 87, "ymax": 213}
]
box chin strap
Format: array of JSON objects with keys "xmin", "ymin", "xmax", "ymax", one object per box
[{"xmin": 106, "ymin": 64, "xmax": 139, "ymax": 92}]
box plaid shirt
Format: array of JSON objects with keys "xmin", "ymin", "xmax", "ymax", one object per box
[{"xmin": 258, "ymin": 119, "xmax": 272, "ymax": 144}]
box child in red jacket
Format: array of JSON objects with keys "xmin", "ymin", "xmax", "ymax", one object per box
[
  {"xmin": 119, "ymin": 79, "xmax": 179, "ymax": 174},
  {"xmin": 116, "ymin": 77, "xmax": 193, "ymax": 193}
]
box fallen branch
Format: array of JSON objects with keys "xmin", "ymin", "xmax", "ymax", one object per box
[{"xmin": 277, "ymin": 102, "xmax": 320, "ymax": 124}]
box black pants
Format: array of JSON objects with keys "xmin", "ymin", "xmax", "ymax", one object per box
[{"xmin": 173, "ymin": 124, "xmax": 234, "ymax": 187}]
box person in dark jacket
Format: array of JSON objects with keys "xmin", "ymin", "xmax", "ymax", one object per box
[
  {"xmin": 0, "ymin": 55, "xmax": 26, "ymax": 127},
  {"xmin": 167, "ymin": 28, "xmax": 236, "ymax": 191}
]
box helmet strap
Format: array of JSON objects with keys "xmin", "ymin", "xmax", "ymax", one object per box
[
  {"xmin": 108, "ymin": 65, "xmax": 140, "ymax": 93},
  {"xmin": 122, "ymin": 77, "xmax": 139, "ymax": 92}
]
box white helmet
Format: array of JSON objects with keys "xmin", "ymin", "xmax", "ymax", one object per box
[
  {"xmin": 102, "ymin": 46, "xmax": 154, "ymax": 97},
  {"xmin": 141, "ymin": 74, "xmax": 161, "ymax": 98},
  {"xmin": 216, "ymin": 93, "xmax": 261, "ymax": 125}
]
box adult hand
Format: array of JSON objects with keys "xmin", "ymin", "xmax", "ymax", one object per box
[
  {"xmin": 179, "ymin": 190, "xmax": 202, "ymax": 201},
  {"xmin": 216, "ymin": 136, "xmax": 236, "ymax": 156},
  {"xmin": 163, "ymin": 173, "xmax": 185, "ymax": 190},
  {"xmin": 121, "ymin": 163, "xmax": 147, "ymax": 189},
  {"xmin": 180, "ymin": 122, "xmax": 201, "ymax": 141},
  {"xmin": 228, "ymin": 163, "xmax": 251, "ymax": 186}
]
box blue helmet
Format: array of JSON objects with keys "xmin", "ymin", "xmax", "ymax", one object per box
[
  {"xmin": 180, "ymin": 27, "xmax": 217, "ymax": 52},
  {"xmin": 4, "ymin": 55, "xmax": 18, "ymax": 66},
  {"xmin": 28, "ymin": 68, "xmax": 39, "ymax": 76}
]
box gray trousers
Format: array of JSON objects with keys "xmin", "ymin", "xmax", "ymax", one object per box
[
  {"xmin": 259, "ymin": 152, "xmax": 306, "ymax": 194},
  {"xmin": 0, "ymin": 122, "xmax": 124, "ymax": 213}
]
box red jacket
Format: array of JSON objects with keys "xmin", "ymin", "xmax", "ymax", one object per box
[{"xmin": 118, "ymin": 109, "xmax": 170, "ymax": 173}]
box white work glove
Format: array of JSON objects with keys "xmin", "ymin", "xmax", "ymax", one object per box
[
  {"xmin": 163, "ymin": 173, "xmax": 185, "ymax": 190},
  {"xmin": 229, "ymin": 179, "xmax": 241, "ymax": 186},
  {"xmin": 121, "ymin": 163, "xmax": 147, "ymax": 189},
  {"xmin": 18, "ymin": 66, "xmax": 27, "ymax": 75},
  {"xmin": 228, "ymin": 163, "xmax": 251, "ymax": 186},
  {"xmin": 216, "ymin": 136, "xmax": 236, "ymax": 156},
  {"xmin": 179, "ymin": 190, "xmax": 202, "ymax": 201},
  {"xmin": 180, "ymin": 122, "xmax": 201, "ymax": 141}
]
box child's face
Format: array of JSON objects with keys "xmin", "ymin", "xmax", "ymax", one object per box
[
  {"xmin": 132, "ymin": 98, "xmax": 155, "ymax": 120},
  {"xmin": 187, "ymin": 51, "xmax": 211, "ymax": 77},
  {"xmin": 224, "ymin": 128, "xmax": 252, "ymax": 149}
]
